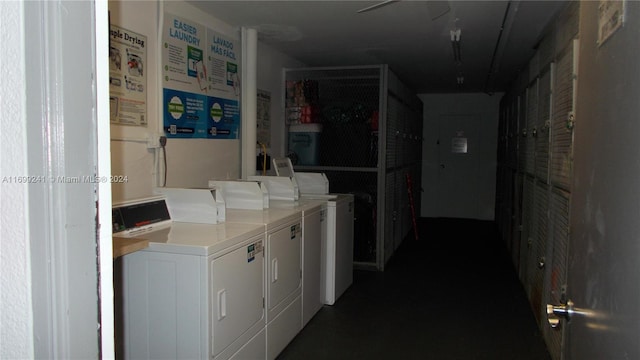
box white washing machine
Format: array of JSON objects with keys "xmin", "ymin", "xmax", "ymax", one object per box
[
  {"xmin": 301, "ymin": 193, "xmax": 355, "ymax": 305},
  {"xmin": 270, "ymin": 199, "xmax": 325, "ymax": 327},
  {"xmin": 224, "ymin": 207, "xmax": 302, "ymax": 360},
  {"xmin": 114, "ymin": 199, "xmax": 266, "ymax": 360}
]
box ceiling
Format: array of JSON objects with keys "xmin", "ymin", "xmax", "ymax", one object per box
[{"xmin": 188, "ymin": 0, "xmax": 568, "ymax": 94}]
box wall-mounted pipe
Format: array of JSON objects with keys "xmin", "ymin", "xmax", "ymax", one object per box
[{"xmin": 484, "ymin": 1, "xmax": 517, "ymax": 95}]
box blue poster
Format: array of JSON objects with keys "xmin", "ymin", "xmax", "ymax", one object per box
[{"xmin": 163, "ymin": 89, "xmax": 239, "ymax": 139}]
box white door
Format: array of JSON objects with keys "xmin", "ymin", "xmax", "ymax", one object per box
[
  {"xmin": 211, "ymin": 239, "xmax": 265, "ymax": 356},
  {"xmin": 436, "ymin": 115, "xmax": 480, "ymax": 218},
  {"xmin": 267, "ymin": 223, "xmax": 302, "ymax": 311},
  {"xmin": 550, "ymin": 180, "xmax": 640, "ymax": 360},
  {"xmin": 548, "ymin": 2, "xmax": 640, "ymax": 358}
]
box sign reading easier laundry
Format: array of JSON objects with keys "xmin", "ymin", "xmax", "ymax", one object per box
[{"xmin": 162, "ymin": 13, "xmax": 240, "ymax": 139}]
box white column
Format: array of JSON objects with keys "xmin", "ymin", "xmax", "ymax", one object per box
[{"xmin": 241, "ymin": 27, "xmax": 258, "ymax": 178}]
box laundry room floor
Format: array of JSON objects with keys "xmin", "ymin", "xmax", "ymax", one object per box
[{"xmin": 277, "ymin": 218, "xmax": 551, "ymax": 360}]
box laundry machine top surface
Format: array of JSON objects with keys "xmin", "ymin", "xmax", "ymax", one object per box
[
  {"xmin": 125, "ymin": 221, "xmax": 264, "ymax": 256},
  {"xmin": 225, "ymin": 207, "xmax": 302, "ymax": 230},
  {"xmin": 269, "ymin": 199, "xmax": 324, "ymax": 214},
  {"xmin": 300, "ymin": 193, "xmax": 354, "ymax": 207}
]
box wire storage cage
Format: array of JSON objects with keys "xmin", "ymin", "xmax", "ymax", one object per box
[{"xmin": 284, "ymin": 65, "xmax": 422, "ymax": 270}]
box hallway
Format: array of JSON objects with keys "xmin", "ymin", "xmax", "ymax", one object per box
[{"xmin": 278, "ymin": 218, "xmax": 551, "ymax": 360}]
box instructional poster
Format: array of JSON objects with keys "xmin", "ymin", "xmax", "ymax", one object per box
[
  {"xmin": 257, "ymin": 90, "xmax": 271, "ymax": 147},
  {"xmin": 109, "ymin": 25, "xmax": 147, "ymax": 126},
  {"xmin": 162, "ymin": 13, "xmax": 240, "ymax": 139}
]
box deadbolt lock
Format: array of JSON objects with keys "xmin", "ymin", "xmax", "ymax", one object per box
[{"xmin": 547, "ymin": 300, "xmax": 574, "ymax": 329}]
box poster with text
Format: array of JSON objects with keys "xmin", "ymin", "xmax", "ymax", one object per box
[
  {"xmin": 257, "ymin": 90, "xmax": 271, "ymax": 147},
  {"xmin": 109, "ymin": 25, "xmax": 147, "ymax": 126},
  {"xmin": 162, "ymin": 13, "xmax": 240, "ymax": 139}
]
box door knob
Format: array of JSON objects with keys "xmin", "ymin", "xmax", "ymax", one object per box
[
  {"xmin": 547, "ymin": 300, "xmax": 574, "ymax": 329},
  {"xmin": 538, "ymin": 256, "xmax": 545, "ymax": 269}
]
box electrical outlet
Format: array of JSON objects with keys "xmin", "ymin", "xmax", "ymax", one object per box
[{"xmin": 146, "ymin": 133, "xmax": 160, "ymax": 149}]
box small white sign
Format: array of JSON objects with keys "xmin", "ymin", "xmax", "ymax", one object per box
[
  {"xmin": 452, "ymin": 137, "xmax": 468, "ymax": 154},
  {"xmin": 598, "ymin": 0, "xmax": 625, "ymax": 46}
]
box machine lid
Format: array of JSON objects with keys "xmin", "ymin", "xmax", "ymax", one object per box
[{"xmin": 272, "ymin": 157, "xmax": 295, "ymax": 177}]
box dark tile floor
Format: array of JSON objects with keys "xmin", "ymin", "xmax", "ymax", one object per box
[{"xmin": 277, "ymin": 218, "xmax": 551, "ymax": 360}]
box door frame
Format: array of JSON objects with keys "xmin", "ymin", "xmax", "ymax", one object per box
[{"xmin": 25, "ymin": 1, "xmax": 113, "ymax": 357}]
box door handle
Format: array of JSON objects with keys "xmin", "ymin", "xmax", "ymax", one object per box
[
  {"xmin": 217, "ymin": 289, "xmax": 227, "ymax": 321},
  {"xmin": 272, "ymin": 258, "xmax": 278, "ymax": 283},
  {"xmin": 547, "ymin": 300, "xmax": 574, "ymax": 329}
]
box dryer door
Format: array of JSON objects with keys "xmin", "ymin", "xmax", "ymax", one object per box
[
  {"xmin": 267, "ymin": 223, "xmax": 302, "ymax": 311},
  {"xmin": 211, "ymin": 238, "xmax": 264, "ymax": 356}
]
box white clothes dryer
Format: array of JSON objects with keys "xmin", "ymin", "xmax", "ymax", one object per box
[
  {"xmin": 270, "ymin": 199, "xmax": 325, "ymax": 327},
  {"xmin": 116, "ymin": 220, "xmax": 267, "ymax": 360},
  {"xmin": 224, "ymin": 207, "xmax": 303, "ymax": 360}
]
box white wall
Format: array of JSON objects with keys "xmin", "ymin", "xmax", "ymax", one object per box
[
  {"xmin": 109, "ymin": 0, "xmax": 242, "ymax": 200},
  {"xmin": 419, "ymin": 93, "xmax": 502, "ymax": 220},
  {"xmin": 0, "ymin": 2, "xmax": 33, "ymax": 358},
  {"xmin": 109, "ymin": 0, "xmax": 304, "ymax": 202},
  {"xmin": 109, "ymin": 0, "xmax": 162, "ymax": 201}
]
